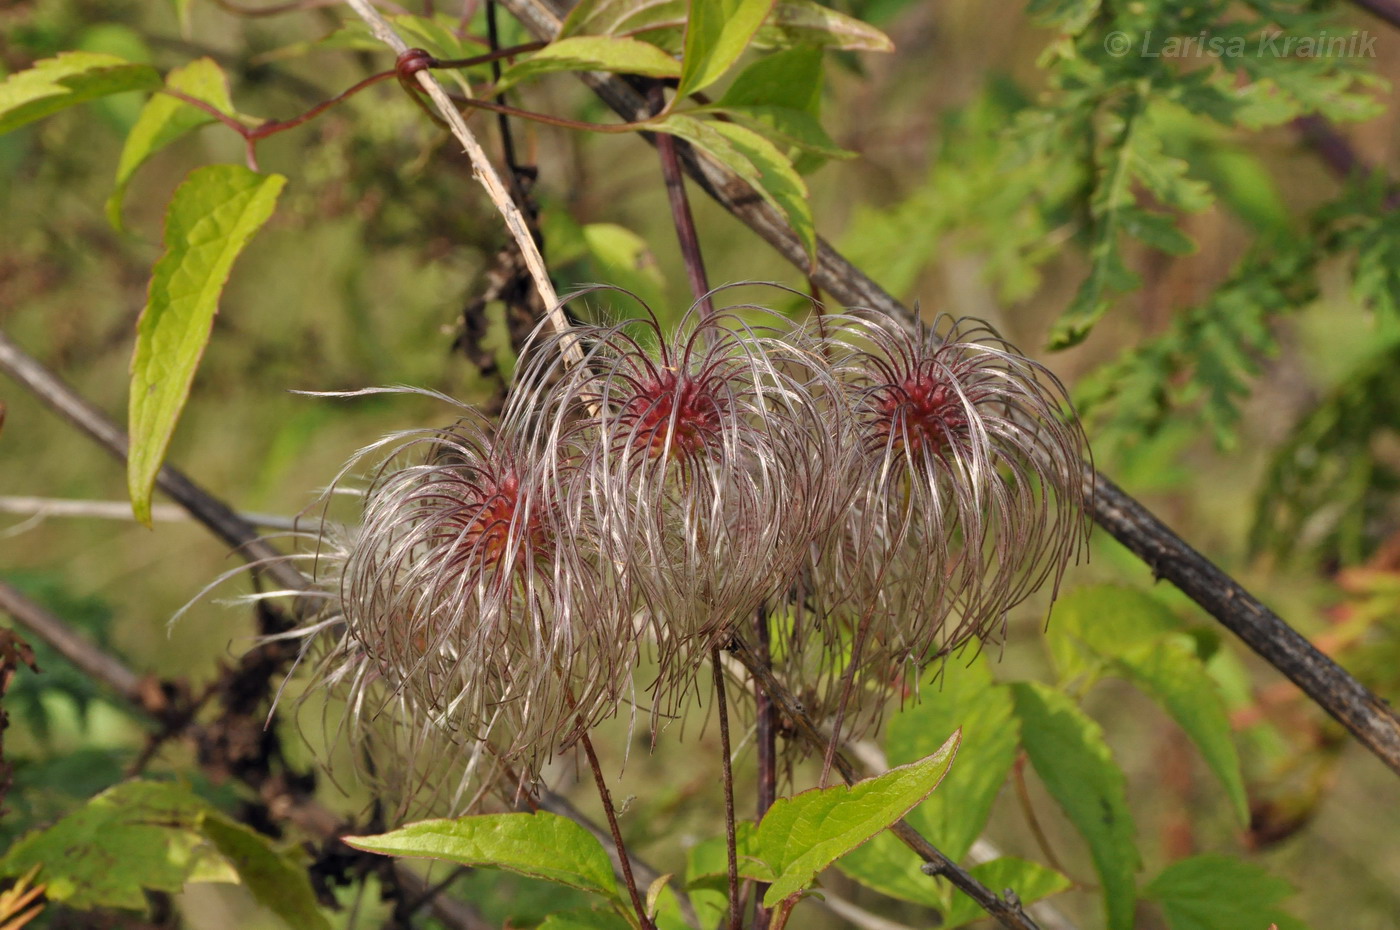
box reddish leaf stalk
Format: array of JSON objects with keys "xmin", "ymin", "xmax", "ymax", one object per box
[{"xmin": 650, "ymin": 85, "xmax": 714, "ymax": 320}]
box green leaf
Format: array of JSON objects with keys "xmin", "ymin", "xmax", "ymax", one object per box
[
  {"xmin": 0, "ymin": 51, "xmax": 160, "ymax": 136},
  {"xmin": 702, "ymin": 105, "xmax": 850, "ymax": 159},
  {"xmin": 127, "ymin": 164, "xmax": 285, "ymax": 526},
  {"xmin": 559, "ymin": 0, "xmax": 892, "ymax": 54},
  {"xmin": 719, "ymin": 46, "xmax": 821, "ymax": 112},
  {"xmin": 755, "ymin": 730, "xmax": 959, "ymax": 907},
  {"xmin": 756, "ymin": 1, "xmax": 895, "ymax": 52},
  {"xmin": 838, "ymin": 659, "xmax": 1019, "ymax": 907},
  {"xmin": 712, "ymin": 47, "xmax": 851, "ymax": 159},
  {"xmin": 200, "ymin": 814, "xmax": 331, "ymax": 930},
  {"xmin": 942, "ymin": 857, "xmax": 1072, "ymax": 929},
  {"xmin": 0, "ymin": 780, "xmax": 328, "ymax": 928},
  {"xmin": 0, "ymin": 781, "xmax": 216, "ymax": 909},
  {"xmin": 1144, "ymin": 854, "xmax": 1304, "ymax": 930},
  {"xmin": 653, "ymin": 114, "xmax": 815, "ymax": 261},
  {"xmin": 833, "ymin": 830, "xmax": 943, "ymax": 907},
  {"xmin": 1115, "ymin": 640, "xmax": 1248, "ymax": 825},
  {"xmin": 538, "ymin": 909, "xmax": 635, "ymax": 930},
  {"xmin": 884, "ymin": 658, "xmax": 1020, "ymax": 861},
  {"xmin": 497, "ymin": 36, "xmax": 680, "ymax": 92},
  {"xmin": 1045, "ymin": 584, "xmax": 1180, "ymax": 685},
  {"xmin": 685, "ymin": 821, "xmax": 773, "ymax": 890},
  {"xmin": 343, "ymin": 812, "xmax": 621, "ymax": 902},
  {"xmin": 705, "ymin": 120, "xmax": 815, "ymax": 259},
  {"xmin": 678, "ymin": 0, "xmax": 776, "ymax": 96},
  {"xmin": 582, "ymin": 222, "xmax": 668, "ymax": 314},
  {"xmin": 1011, "ymin": 682, "xmax": 1138, "ymax": 930},
  {"xmin": 107, "ymin": 58, "xmax": 236, "ymax": 231},
  {"xmin": 561, "ymin": 0, "xmax": 687, "ymax": 40}
]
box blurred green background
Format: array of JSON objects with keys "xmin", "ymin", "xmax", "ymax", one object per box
[{"xmin": 3, "ymin": 1, "xmax": 1400, "ymax": 927}]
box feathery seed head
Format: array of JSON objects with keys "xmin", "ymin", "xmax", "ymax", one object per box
[{"xmin": 783, "ymin": 312, "xmax": 1090, "ymax": 736}]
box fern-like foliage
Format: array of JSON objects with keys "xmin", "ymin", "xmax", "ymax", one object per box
[
  {"xmin": 1075, "ymin": 237, "xmax": 1316, "ymax": 458},
  {"xmin": 1079, "ymin": 170, "xmax": 1399, "ymax": 463},
  {"xmin": 1031, "ymin": 0, "xmax": 1382, "ymax": 347},
  {"xmin": 1250, "ymin": 342, "xmax": 1400, "ymax": 565}
]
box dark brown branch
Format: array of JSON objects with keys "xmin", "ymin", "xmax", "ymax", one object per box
[
  {"xmin": 0, "ymin": 581, "xmax": 148, "ymax": 709},
  {"xmin": 0, "ymin": 331, "xmax": 308, "ymax": 596},
  {"xmin": 496, "ymin": 0, "xmax": 1400, "ymax": 780},
  {"xmin": 727, "ymin": 639, "xmax": 1043, "ymax": 930},
  {"xmin": 1348, "ymin": 0, "xmax": 1400, "ymax": 29},
  {"xmin": 1293, "ymin": 115, "xmax": 1400, "ymax": 209},
  {"xmin": 1087, "ymin": 471, "xmax": 1400, "ymax": 773}
]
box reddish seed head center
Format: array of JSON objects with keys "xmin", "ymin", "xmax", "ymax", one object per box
[
  {"xmin": 621, "ymin": 370, "xmax": 723, "ymax": 458},
  {"xmin": 872, "ymin": 372, "xmax": 967, "ymax": 451},
  {"xmin": 453, "ymin": 471, "xmax": 543, "ymax": 571}
]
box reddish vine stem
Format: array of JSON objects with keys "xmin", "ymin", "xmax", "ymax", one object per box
[
  {"xmin": 158, "ymin": 42, "xmax": 550, "ymax": 172},
  {"xmin": 437, "ymin": 85, "xmax": 650, "ymax": 133},
  {"xmin": 580, "ymin": 732, "xmax": 655, "ymax": 930},
  {"xmin": 1013, "ymin": 754, "xmax": 1067, "ymax": 876},
  {"xmin": 649, "ymin": 85, "xmax": 714, "ymax": 319},
  {"xmin": 711, "ymin": 650, "xmax": 742, "ymax": 930}
]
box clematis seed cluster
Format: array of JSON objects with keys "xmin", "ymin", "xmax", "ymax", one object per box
[{"xmin": 293, "ymin": 297, "xmax": 1088, "ymax": 810}]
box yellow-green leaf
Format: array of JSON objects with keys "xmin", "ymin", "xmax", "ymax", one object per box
[
  {"xmin": 0, "ymin": 51, "xmax": 160, "ymax": 136},
  {"xmin": 755, "ymin": 730, "xmax": 959, "ymax": 907},
  {"xmin": 343, "ymin": 812, "xmax": 621, "ymax": 902},
  {"xmin": 0, "ymin": 780, "xmax": 330, "ymax": 928},
  {"xmin": 757, "ymin": 1, "xmax": 894, "ymax": 52},
  {"xmin": 652, "ymin": 113, "xmax": 815, "ymax": 261},
  {"xmin": 678, "ymin": 0, "xmax": 775, "ymax": 96},
  {"xmin": 497, "ymin": 36, "xmax": 681, "ymax": 92},
  {"xmin": 128, "ymin": 165, "xmax": 285, "ymax": 525},
  {"xmin": 107, "ymin": 58, "xmax": 237, "ymax": 231}
]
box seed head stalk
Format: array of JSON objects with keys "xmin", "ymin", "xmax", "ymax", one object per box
[{"xmin": 652, "ymin": 83, "xmax": 740, "ymax": 927}]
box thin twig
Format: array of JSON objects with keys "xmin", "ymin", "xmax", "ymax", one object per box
[
  {"xmin": 494, "ymin": 0, "xmax": 1400, "ymax": 780},
  {"xmin": 579, "ymin": 733, "xmax": 655, "ymax": 930},
  {"xmin": 1013, "ymin": 754, "xmax": 1067, "ymax": 876},
  {"xmin": 0, "ymin": 331, "xmax": 308, "ymax": 596},
  {"xmin": 711, "ymin": 649, "xmax": 742, "ymax": 930},
  {"xmin": 650, "ymin": 85, "xmax": 714, "ymax": 320},
  {"xmin": 849, "ymin": 739, "xmax": 1082, "ymax": 930},
  {"xmin": 0, "ymin": 496, "xmax": 303, "ymax": 532}
]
